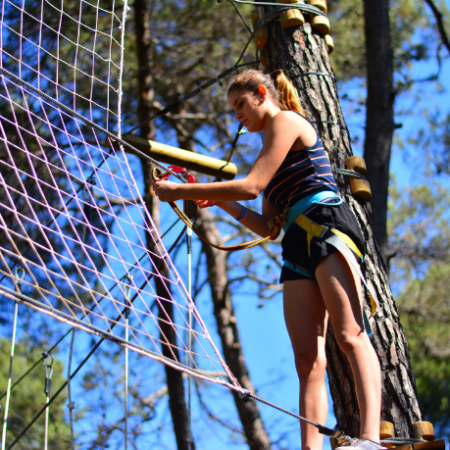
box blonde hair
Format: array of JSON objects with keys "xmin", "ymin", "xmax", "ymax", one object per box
[{"xmin": 227, "ymin": 69, "xmax": 305, "ymax": 115}]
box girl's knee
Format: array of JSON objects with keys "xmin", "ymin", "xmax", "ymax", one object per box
[
  {"xmin": 334, "ymin": 330, "xmax": 368, "ymax": 355},
  {"xmin": 294, "ymin": 351, "xmax": 327, "ymax": 380}
]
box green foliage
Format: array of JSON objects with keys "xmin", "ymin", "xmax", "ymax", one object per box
[
  {"xmin": 389, "ymin": 180, "xmax": 450, "ymax": 283},
  {"xmin": 395, "ymin": 264, "xmax": 450, "ymax": 435},
  {"xmin": 328, "ymin": 0, "xmax": 432, "ymax": 81},
  {"xmin": 0, "ymin": 338, "xmax": 71, "ymax": 449},
  {"xmin": 389, "ymin": 182, "xmax": 450, "ymax": 436}
]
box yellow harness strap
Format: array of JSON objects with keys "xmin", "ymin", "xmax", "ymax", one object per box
[{"xmin": 293, "ymin": 213, "xmax": 378, "ymax": 318}]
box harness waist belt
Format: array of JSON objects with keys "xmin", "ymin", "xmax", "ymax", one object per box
[{"xmin": 282, "ymin": 190, "xmax": 341, "ymax": 231}]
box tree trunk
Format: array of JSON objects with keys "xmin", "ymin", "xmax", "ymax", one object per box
[
  {"xmin": 363, "ymin": 0, "xmax": 395, "ymax": 269},
  {"xmin": 262, "ymin": 8, "xmax": 422, "ymax": 439},
  {"xmin": 134, "ymin": 1, "xmax": 194, "ymax": 449},
  {"xmin": 195, "ymin": 211, "xmax": 272, "ymax": 450}
]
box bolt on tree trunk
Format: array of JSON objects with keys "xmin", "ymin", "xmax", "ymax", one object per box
[
  {"xmin": 134, "ymin": 1, "xmax": 194, "ymax": 448},
  {"xmin": 262, "ymin": 6, "xmax": 421, "ymax": 439}
]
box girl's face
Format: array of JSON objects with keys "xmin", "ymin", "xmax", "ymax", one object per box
[{"xmin": 229, "ymin": 88, "xmax": 265, "ymax": 132}]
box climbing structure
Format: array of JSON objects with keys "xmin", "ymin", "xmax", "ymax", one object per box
[{"xmin": 0, "ymin": 0, "xmax": 240, "ymax": 396}]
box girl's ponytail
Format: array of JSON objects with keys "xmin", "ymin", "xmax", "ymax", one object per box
[
  {"xmin": 227, "ymin": 68, "xmax": 305, "ymax": 115},
  {"xmin": 270, "ymin": 69, "xmax": 305, "ymax": 115}
]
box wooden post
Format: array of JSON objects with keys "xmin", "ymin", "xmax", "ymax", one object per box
[{"xmin": 115, "ymin": 135, "xmax": 238, "ymax": 180}]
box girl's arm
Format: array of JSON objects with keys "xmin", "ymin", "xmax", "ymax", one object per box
[
  {"xmin": 152, "ymin": 111, "xmax": 308, "ymax": 203},
  {"xmin": 205, "ymin": 196, "xmax": 283, "ymax": 238}
]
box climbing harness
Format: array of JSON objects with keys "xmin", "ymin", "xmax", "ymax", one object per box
[
  {"xmin": 268, "ymin": 191, "xmax": 378, "ymax": 321},
  {"xmin": 152, "ymin": 166, "xmax": 282, "ymax": 251},
  {"xmin": 153, "ymin": 167, "xmax": 376, "ymax": 323}
]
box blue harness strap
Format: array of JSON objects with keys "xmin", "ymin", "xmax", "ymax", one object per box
[
  {"xmin": 283, "ymin": 260, "xmax": 313, "ymax": 278},
  {"xmin": 282, "ymin": 190, "xmax": 341, "ymax": 231}
]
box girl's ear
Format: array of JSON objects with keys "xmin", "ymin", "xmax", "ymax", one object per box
[{"xmin": 258, "ymin": 85, "xmax": 267, "ymax": 100}]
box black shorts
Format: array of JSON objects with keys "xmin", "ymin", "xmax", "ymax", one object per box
[{"xmin": 280, "ymin": 201, "xmax": 365, "ymax": 282}]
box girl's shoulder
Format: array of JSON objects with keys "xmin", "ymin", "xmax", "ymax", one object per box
[
  {"xmin": 270, "ymin": 110, "xmax": 316, "ymax": 136},
  {"xmin": 272, "ymin": 110, "xmax": 311, "ymax": 126}
]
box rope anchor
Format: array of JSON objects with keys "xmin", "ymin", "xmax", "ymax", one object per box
[{"xmin": 42, "ymin": 352, "xmax": 54, "ymax": 396}]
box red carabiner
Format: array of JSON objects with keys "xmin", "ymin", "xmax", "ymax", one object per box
[{"xmin": 167, "ymin": 165, "xmax": 195, "ymax": 184}]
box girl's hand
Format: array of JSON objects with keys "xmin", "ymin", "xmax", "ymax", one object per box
[
  {"xmin": 195, "ymin": 200, "xmax": 218, "ymax": 209},
  {"xmin": 152, "ymin": 180, "xmax": 180, "ymax": 202}
]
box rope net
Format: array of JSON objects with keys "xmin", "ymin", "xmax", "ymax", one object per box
[{"xmin": 0, "ymin": 0, "xmax": 239, "ymax": 392}]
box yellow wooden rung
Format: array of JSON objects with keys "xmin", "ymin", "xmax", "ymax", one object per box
[
  {"xmin": 311, "ymin": 14, "xmax": 331, "ymax": 35},
  {"xmin": 307, "ymin": 0, "xmax": 328, "ymax": 13},
  {"xmin": 251, "ymin": 8, "xmax": 268, "ymax": 49},
  {"xmin": 380, "ymin": 421, "xmax": 394, "ymax": 439},
  {"xmin": 380, "ymin": 421, "xmax": 395, "ymax": 448},
  {"xmin": 325, "ymin": 34, "xmax": 334, "ymax": 54},
  {"xmin": 114, "ymin": 135, "xmax": 238, "ymax": 180},
  {"xmin": 277, "ymin": 0, "xmax": 305, "ymax": 28},
  {"xmin": 346, "ymin": 156, "xmax": 372, "ymax": 201},
  {"xmin": 413, "ymin": 422, "xmax": 435, "ymax": 442}
]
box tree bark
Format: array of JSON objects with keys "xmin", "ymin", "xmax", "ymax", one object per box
[
  {"xmin": 263, "ymin": 8, "xmax": 422, "ymax": 439},
  {"xmin": 134, "ymin": 1, "xmax": 194, "ymax": 449},
  {"xmin": 363, "ymin": 0, "xmax": 395, "ymax": 269},
  {"xmin": 195, "ymin": 211, "xmax": 272, "ymax": 450}
]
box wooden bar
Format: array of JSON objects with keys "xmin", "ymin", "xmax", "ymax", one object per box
[
  {"xmin": 414, "ymin": 440, "xmax": 445, "ymax": 450},
  {"xmin": 115, "ymin": 135, "xmax": 238, "ymax": 180}
]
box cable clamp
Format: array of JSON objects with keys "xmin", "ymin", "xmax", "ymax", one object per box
[
  {"xmin": 239, "ymin": 389, "xmax": 251, "ymax": 401},
  {"xmin": 67, "ymin": 401, "xmax": 75, "ymax": 411},
  {"xmin": 195, "ymin": 81, "xmax": 204, "ymax": 91},
  {"xmin": 177, "ymin": 93, "xmax": 186, "ymax": 103},
  {"xmin": 215, "ymin": 77, "xmax": 223, "ymax": 86}
]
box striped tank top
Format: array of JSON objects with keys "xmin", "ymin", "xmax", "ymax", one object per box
[{"xmin": 263, "ymin": 112, "xmax": 337, "ymax": 210}]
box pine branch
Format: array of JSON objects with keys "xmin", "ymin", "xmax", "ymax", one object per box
[{"xmin": 423, "ymin": 0, "xmax": 450, "ymax": 55}]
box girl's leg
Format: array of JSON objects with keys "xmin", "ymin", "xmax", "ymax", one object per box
[
  {"xmin": 284, "ymin": 279, "xmax": 329, "ymax": 450},
  {"xmin": 315, "ymin": 251, "xmax": 381, "ymax": 442}
]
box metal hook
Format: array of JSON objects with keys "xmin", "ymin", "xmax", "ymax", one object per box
[
  {"xmin": 124, "ymin": 273, "xmax": 133, "ymax": 316},
  {"xmin": 124, "ymin": 273, "xmax": 133, "ymax": 301},
  {"xmin": 42, "ymin": 352, "xmax": 54, "ymax": 396},
  {"xmin": 42, "ymin": 351, "xmax": 54, "ymax": 367},
  {"xmin": 15, "ymin": 266, "xmax": 25, "ymax": 289},
  {"xmin": 215, "ymin": 77, "xmax": 223, "ymax": 87}
]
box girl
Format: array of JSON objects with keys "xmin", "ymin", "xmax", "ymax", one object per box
[{"xmin": 152, "ymin": 69, "xmax": 385, "ymax": 450}]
